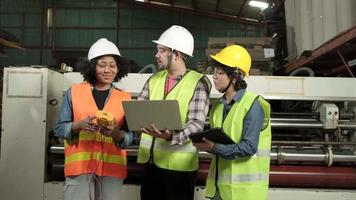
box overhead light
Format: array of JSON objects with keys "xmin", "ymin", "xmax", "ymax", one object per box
[
  {"xmin": 135, "ymin": 0, "xmax": 145, "ymax": 2},
  {"xmin": 248, "ymin": 0, "xmax": 269, "ymax": 10}
]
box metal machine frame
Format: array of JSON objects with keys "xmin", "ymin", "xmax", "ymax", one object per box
[{"xmin": 1, "ymin": 67, "xmax": 356, "ymax": 200}]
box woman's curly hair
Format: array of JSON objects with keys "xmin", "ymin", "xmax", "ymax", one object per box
[{"xmin": 76, "ymin": 55, "xmax": 128, "ymax": 85}]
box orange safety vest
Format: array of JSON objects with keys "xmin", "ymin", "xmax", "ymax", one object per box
[{"xmin": 64, "ymin": 83, "xmax": 131, "ymax": 179}]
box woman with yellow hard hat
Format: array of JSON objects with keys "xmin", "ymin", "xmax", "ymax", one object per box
[{"xmin": 193, "ymin": 45, "xmax": 272, "ymax": 200}]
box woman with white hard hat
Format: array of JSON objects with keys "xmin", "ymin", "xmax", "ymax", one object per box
[
  {"xmin": 137, "ymin": 25, "xmax": 211, "ymax": 200},
  {"xmin": 54, "ymin": 38, "xmax": 133, "ymax": 200},
  {"xmin": 193, "ymin": 45, "xmax": 272, "ymax": 200}
]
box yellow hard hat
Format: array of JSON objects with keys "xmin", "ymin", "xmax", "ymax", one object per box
[{"xmin": 210, "ymin": 45, "xmax": 252, "ymax": 76}]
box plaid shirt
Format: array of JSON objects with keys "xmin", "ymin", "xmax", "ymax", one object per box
[{"xmin": 137, "ymin": 72, "xmax": 210, "ymax": 145}]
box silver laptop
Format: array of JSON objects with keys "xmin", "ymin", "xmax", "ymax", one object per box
[{"xmin": 122, "ymin": 100, "xmax": 183, "ymax": 131}]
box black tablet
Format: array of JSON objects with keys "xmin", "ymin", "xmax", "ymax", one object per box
[{"xmin": 189, "ymin": 128, "xmax": 235, "ymax": 144}]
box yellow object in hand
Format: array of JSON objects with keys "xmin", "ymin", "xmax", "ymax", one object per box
[{"xmin": 96, "ymin": 110, "xmax": 114, "ymax": 127}]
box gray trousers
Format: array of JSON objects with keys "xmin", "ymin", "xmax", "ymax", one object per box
[
  {"xmin": 211, "ymin": 190, "xmax": 222, "ymax": 200},
  {"xmin": 64, "ymin": 174, "xmax": 124, "ymax": 200}
]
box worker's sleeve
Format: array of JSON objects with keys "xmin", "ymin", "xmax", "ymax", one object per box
[
  {"xmin": 137, "ymin": 80, "xmax": 149, "ymax": 100},
  {"xmin": 133, "ymin": 80, "xmax": 150, "ymax": 143},
  {"xmin": 117, "ymin": 131, "xmax": 134, "ymax": 149},
  {"xmin": 211, "ymin": 99, "xmax": 264, "ymax": 159},
  {"xmin": 53, "ymin": 89, "xmax": 74, "ymax": 140},
  {"xmin": 171, "ymin": 79, "xmax": 210, "ymax": 145}
]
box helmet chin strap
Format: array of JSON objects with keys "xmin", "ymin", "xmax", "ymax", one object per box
[
  {"xmin": 221, "ymin": 76, "xmax": 234, "ymax": 93},
  {"xmin": 221, "ymin": 71, "xmax": 240, "ymax": 93}
]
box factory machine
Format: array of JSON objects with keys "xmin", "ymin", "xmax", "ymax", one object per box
[{"xmin": 1, "ymin": 67, "xmax": 356, "ymax": 200}]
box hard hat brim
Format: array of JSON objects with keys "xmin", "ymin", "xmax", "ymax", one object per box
[
  {"xmin": 210, "ymin": 54, "xmax": 249, "ymax": 76},
  {"xmin": 152, "ymin": 40, "xmax": 193, "ymax": 57},
  {"xmin": 210, "ymin": 54, "xmax": 236, "ymax": 68},
  {"xmin": 152, "ymin": 40, "xmax": 168, "ymax": 48}
]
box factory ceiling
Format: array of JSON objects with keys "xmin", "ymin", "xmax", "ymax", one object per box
[{"xmin": 122, "ymin": 0, "xmax": 285, "ymax": 26}]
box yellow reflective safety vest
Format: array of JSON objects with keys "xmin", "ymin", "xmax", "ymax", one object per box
[
  {"xmin": 206, "ymin": 91, "xmax": 271, "ymax": 200},
  {"xmin": 64, "ymin": 83, "xmax": 131, "ymax": 179},
  {"xmin": 137, "ymin": 70, "xmax": 210, "ymax": 171}
]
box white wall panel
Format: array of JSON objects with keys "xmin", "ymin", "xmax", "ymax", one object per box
[
  {"xmin": 284, "ymin": 0, "xmax": 297, "ymax": 57},
  {"xmin": 311, "ymin": 0, "xmax": 324, "ymax": 48},
  {"xmin": 299, "ymin": 0, "xmax": 313, "ymax": 52},
  {"xmin": 285, "ymin": 0, "xmax": 356, "ymax": 55},
  {"xmin": 323, "ymin": 0, "xmax": 337, "ymax": 41},
  {"xmin": 294, "ymin": 0, "xmax": 302, "ymax": 54},
  {"xmin": 336, "ymin": 0, "xmax": 354, "ymax": 32}
]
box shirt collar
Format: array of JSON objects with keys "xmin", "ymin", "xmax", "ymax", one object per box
[
  {"xmin": 176, "ymin": 74, "xmax": 184, "ymax": 80},
  {"xmin": 90, "ymin": 83, "xmax": 116, "ymax": 91},
  {"xmin": 166, "ymin": 69, "xmax": 188, "ymax": 81},
  {"xmin": 220, "ymin": 89, "xmax": 246, "ymax": 106}
]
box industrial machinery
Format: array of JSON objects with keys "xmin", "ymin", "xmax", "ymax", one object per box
[{"xmin": 1, "ymin": 67, "xmax": 356, "ymax": 200}]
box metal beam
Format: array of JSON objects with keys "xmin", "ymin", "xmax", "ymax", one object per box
[
  {"xmin": 337, "ymin": 49, "xmax": 355, "ymax": 77},
  {"xmin": 237, "ymin": 0, "xmax": 247, "ymax": 16},
  {"xmin": 116, "ymin": 0, "xmax": 120, "ymax": 44},
  {"xmin": 192, "ymin": 0, "xmax": 197, "ymax": 11},
  {"xmin": 215, "ymin": 0, "xmax": 221, "ymax": 13},
  {"xmin": 120, "ymin": 0, "xmax": 263, "ymax": 25},
  {"xmin": 322, "ymin": 63, "xmax": 355, "ymax": 76},
  {"xmin": 277, "ymin": 27, "xmax": 356, "ymax": 75},
  {"xmin": 171, "ymin": 0, "xmax": 175, "ymax": 7},
  {"xmin": 40, "ymin": 0, "xmax": 46, "ymax": 64}
]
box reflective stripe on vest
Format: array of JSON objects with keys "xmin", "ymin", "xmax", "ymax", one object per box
[
  {"xmin": 65, "ymin": 151, "xmax": 126, "ymax": 164},
  {"xmin": 206, "ymin": 91, "xmax": 271, "ymax": 200},
  {"xmin": 139, "ymin": 135, "xmax": 196, "ymax": 153},
  {"xmin": 64, "ymin": 83, "xmax": 131, "ymax": 179},
  {"xmin": 137, "ymin": 70, "xmax": 207, "ymax": 171},
  {"xmin": 219, "ymin": 173, "xmax": 269, "ymax": 183}
]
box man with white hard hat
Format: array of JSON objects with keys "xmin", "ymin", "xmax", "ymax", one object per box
[{"xmin": 137, "ymin": 25, "xmax": 211, "ymax": 200}]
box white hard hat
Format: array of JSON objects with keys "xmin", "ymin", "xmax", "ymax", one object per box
[
  {"xmin": 153, "ymin": 25, "xmax": 194, "ymax": 57},
  {"xmin": 87, "ymin": 38, "xmax": 121, "ymax": 61}
]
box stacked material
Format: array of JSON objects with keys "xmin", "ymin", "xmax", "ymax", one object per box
[{"xmin": 205, "ymin": 37, "xmax": 275, "ymax": 75}]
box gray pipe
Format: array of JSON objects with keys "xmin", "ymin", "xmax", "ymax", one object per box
[
  {"xmin": 50, "ymin": 145, "xmax": 356, "ymax": 165},
  {"xmin": 271, "ymin": 120, "xmax": 356, "ymax": 129}
]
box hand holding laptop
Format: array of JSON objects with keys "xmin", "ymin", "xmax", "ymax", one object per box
[
  {"xmin": 141, "ymin": 123, "xmax": 172, "ymax": 141},
  {"xmin": 123, "ymin": 100, "xmax": 183, "ymax": 141}
]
